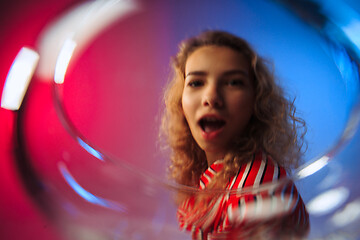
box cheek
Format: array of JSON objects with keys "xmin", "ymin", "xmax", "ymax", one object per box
[
  {"xmin": 181, "ymin": 96, "xmax": 191, "ymax": 127},
  {"xmin": 181, "ymin": 93, "xmax": 187, "ymax": 114},
  {"xmin": 181, "ymin": 92, "xmax": 193, "ymax": 118},
  {"xmin": 232, "ymin": 95, "xmax": 254, "ymax": 120}
]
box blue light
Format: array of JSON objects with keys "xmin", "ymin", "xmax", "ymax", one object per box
[
  {"xmin": 77, "ymin": 137, "xmax": 104, "ymax": 161},
  {"xmin": 59, "ymin": 162, "xmax": 126, "ymax": 212}
]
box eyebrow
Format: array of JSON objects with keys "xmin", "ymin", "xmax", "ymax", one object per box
[
  {"xmin": 185, "ymin": 69, "xmax": 249, "ymax": 78},
  {"xmin": 185, "ymin": 71, "xmax": 206, "ymax": 78}
]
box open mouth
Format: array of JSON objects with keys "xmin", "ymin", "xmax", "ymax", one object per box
[{"xmin": 199, "ymin": 117, "xmax": 226, "ymax": 133}]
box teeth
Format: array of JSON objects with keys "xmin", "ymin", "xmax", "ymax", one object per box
[{"xmin": 199, "ymin": 117, "xmax": 225, "ymax": 133}]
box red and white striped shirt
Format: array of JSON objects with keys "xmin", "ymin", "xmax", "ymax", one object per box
[{"xmin": 177, "ymin": 151, "xmax": 309, "ymax": 239}]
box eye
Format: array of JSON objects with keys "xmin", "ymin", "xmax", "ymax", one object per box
[
  {"xmin": 226, "ymin": 79, "xmax": 244, "ymax": 87},
  {"xmin": 188, "ymin": 79, "xmax": 204, "ymax": 87}
]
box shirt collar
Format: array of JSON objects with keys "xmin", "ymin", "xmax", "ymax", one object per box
[{"xmin": 199, "ymin": 160, "xmax": 224, "ymax": 189}]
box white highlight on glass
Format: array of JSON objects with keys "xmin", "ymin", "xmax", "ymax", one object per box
[
  {"xmin": 54, "ymin": 38, "xmax": 77, "ymax": 84},
  {"xmin": 1, "ymin": 47, "xmax": 39, "ymax": 110},
  {"xmin": 322, "ymin": 1, "xmax": 360, "ymax": 54},
  {"xmin": 307, "ymin": 187, "xmax": 349, "ymax": 216},
  {"xmin": 331, "ymin": 199, "xmax": 360, "ymax": 227},
  {"xmin": 343, "ymin": 20, "xmax": 360, "ymax": 49},
  {"xmin": 296, "ymin": 155, "xmax": 330, "ymax": 179},
  {"xmin": 36, "ymin": 0, "xmax": 138, "ymax": 81},
  {"xmin": 341, "ymin": 8, "xmax": 360, "ymax": 51}
]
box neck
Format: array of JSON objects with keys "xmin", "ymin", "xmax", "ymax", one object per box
[{"xmin": 205, "ymin": 152, "xmax": 225, "ymax": 167}]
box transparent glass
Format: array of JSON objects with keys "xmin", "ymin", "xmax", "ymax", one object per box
[{"xmin": 13, "ymin": 0, "xmax": 360, "ymax": 239}]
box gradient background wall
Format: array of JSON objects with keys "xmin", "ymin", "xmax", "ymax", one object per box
[{"xmin": 0, "ymin": 0, "xmax": 360, "ymax": 239}]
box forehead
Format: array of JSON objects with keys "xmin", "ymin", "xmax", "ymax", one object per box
[{"xmin": 185, "ymin": 46, "xmax": 250, "ymax": 74}]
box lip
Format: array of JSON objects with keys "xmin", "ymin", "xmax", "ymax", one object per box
[
  {"xmin": 201, "ymin": 127, "xmax": 224, "ymax": 140},
  {"xmin": 198, "ymin": 114, "xmax": 226, "ymax": 140}
]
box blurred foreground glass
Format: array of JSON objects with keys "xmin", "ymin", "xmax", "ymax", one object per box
[{"xmin": 2, "ymin": 0, "xmax": 360, "ymax": 239}]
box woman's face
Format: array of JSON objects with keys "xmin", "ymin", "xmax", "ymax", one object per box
[{"xmin": 182, "ymin": 46, "xmax": 255, "ymax": 164}]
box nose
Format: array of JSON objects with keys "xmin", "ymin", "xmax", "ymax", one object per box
[{"xmin": 202, "ymin": 84, "xmax": 223, "ymax": 108}]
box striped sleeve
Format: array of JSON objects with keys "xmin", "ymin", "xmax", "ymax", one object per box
[
  {"xmin": 177, "ymin": 151, "xmax": 309, "ymax": 238},
  {"xmin": 222, "ymin": 152, "xmax": 309, "ymax": 235},
  {"xmin": 177, "ymin": 161, "xmax": 226, "ymax": 235}
]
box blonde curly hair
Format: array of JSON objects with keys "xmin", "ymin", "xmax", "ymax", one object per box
[{"xmin": 161, "ymin": 30, "xmax": 306, "ymax": 190}]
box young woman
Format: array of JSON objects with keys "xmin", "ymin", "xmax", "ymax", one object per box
[{"xmin": 161, "ymin": 30, "xmax": 309, "ymax": 239}]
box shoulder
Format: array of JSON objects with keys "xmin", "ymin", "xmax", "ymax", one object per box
[{"xmin": 228, "ymin": 150, "xmax": 287, "ymax": 190}]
